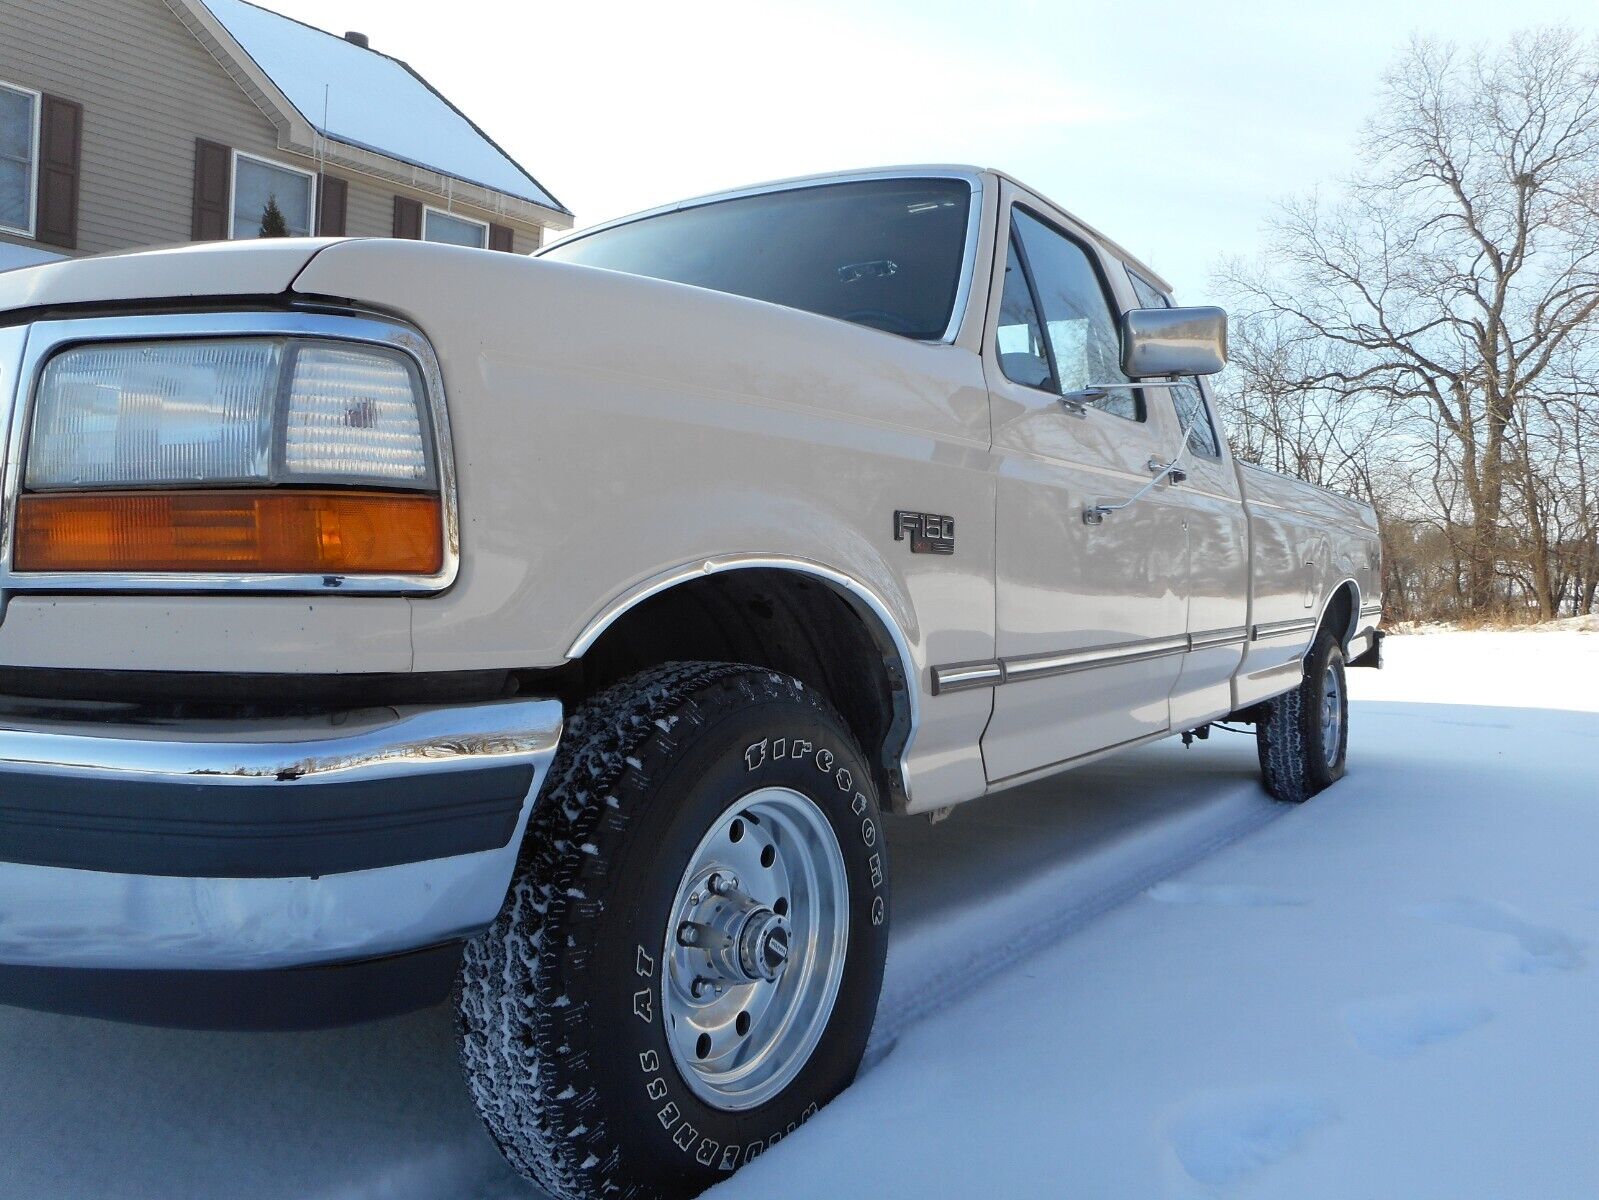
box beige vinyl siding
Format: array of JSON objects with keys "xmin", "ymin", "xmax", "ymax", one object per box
[
  {"xmin": 342, "ymin": 172, "xmax": 397, "ymax": 240},
  {"xmin": 0, "ymin": 0, "xmax": 548, "ymax": 256},
  {"xmin": 0, "ymin": 0, "xmax": 283, "ymax": 255}
]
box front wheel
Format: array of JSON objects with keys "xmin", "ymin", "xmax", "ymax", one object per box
[
  {"xmin": 456, "ymin": 662, "xmax": 890, "ymax": 1200},
  {"xmin": 1256, "ymin": 631, "xmax": 1348, "ymax": 802}
]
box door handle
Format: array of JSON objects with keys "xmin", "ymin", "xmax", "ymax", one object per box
[
  {"xmin": 1083, "ymin": 452, "xmax": 1191, "ymax": 525},
  {"xmin": 1148, "ymin": 457, "xmax": 1187, "ymax": 484}
]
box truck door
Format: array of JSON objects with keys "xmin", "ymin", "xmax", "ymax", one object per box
[
  {"xmin": 978, "ymin": 197, "xmax": 1191, "ymax": 783},
  {"xmin": 1122, "ymin": 270, "xmax": 1251, "ymax": 730}
]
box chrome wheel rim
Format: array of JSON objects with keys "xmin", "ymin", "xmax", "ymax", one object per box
[
  {"xmin": 1321, "ymin": 661, "xmax": 1343, "ymax": 766},
  {"xmin": 662, "ymin": 786, "xmax": 849, "ymax": 1111}
]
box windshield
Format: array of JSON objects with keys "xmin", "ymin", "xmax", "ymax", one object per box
[{"xmin": 540, "ymin": 178, "xmax": 973, "ymax": 340}]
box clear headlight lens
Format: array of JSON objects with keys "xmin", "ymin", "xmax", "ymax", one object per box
[
  {"xmin": 27, "ymin": 339, "xmax": 282, "ymax": 489},
  {"xmin": 26, "ymin": 337, "xmax": 432, "ymax": 490}
]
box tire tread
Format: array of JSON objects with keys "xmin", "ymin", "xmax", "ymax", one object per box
[{"xmin": 455, "ymin": 661, "xmax": 840, "ymax": 1200}]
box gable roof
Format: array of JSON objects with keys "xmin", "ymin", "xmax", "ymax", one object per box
[{"xmin": 195, "ymin": 0, "xmax": 567, "ymax": 215}]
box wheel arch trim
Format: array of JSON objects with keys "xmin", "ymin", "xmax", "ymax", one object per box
[
  {"xmin": 566, "ymin": 554, "xmax": 921, "ymax": 804},
  {"xmin": 1312, "ymin": 576, "xmax": 1362, "ymax": 652}
]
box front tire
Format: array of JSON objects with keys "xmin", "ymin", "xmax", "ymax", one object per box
[
  {"xmin": 456, "ymin": 662, "xmax": 890, "ymax": 1200},
  {"xmin": 1256, "ymin": 631, "xmax": 1348, "ymax": 802}
]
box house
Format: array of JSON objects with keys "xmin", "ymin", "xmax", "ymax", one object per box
[{"xmin": 0, "ymin": 0, "xmax": 571, "ymax": 270}]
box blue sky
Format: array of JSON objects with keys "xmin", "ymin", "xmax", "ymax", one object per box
[{"xmin": 260, "ymin": 0, "xmax": 1597, "ymax": 298}]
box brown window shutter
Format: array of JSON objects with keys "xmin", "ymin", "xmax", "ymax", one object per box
[
  {"xmin": 316, "ymin": 174, "xmax": 347, "ymax": 237},
  {"xmin": 488, "ymin": 223, "xmax": 514, "ymax": 253},
  {"xmin": 392, "ymin": 196, "xmax": 422, "ymax": 239},
  {"xmin": 35, "ymin": 95, "xmax": 82, "ymax": 249},
  {"xmin": 191, "ymin": 139, "xmax": 232, "ymax": 241}
]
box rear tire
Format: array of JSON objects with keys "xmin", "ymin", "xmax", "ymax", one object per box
[
  {"xmin": 455, "ymin": 661, "xmax": 890, "ymax": 1200},
  {"xmin": 1256, "ymin": 632, "xmax": 1348, "ymax": 802}
]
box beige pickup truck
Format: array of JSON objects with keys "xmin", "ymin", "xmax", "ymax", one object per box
[{"xmin": 0, "ymin": 167, "xmax": 1380, "ymax": 1199}]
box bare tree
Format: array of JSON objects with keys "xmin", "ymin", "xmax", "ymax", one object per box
[{"xmin": 1217, "ymin": 27, "xmax": 1599, "ymax": 618}]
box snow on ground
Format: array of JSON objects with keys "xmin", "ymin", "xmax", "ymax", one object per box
[
  {"xmin": 713, "ymin": 631, "xmax": 1599, "ymax": 1200},
  {"xmin": 2, "ymin": 632, "xmax": 1596, "ymax": 1199}
]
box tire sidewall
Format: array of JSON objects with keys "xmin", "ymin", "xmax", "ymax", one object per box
[
  {"xmin": 583, "ymin": 693, "xmax": 888, "ymax": 1190},
  {"xmin": 1303, "ymin": 636, "xmax": 1348, "ymax": 790}
]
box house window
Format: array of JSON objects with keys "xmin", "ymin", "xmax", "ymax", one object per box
[
  {"xmin": 231, "ymin": 151, "xmax": 314, "ymax": 239},
  {"xmin": 0, "ymin": 81, "xmax": 40, "ymax": 237},
  {"xmin": 424, "ymin": 206, "xmax": 488, "ymax": 248}
]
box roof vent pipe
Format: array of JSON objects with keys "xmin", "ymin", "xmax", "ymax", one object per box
[{"xmin": 344, "ymin": 31, "xmax": 370, "ymax": 48}]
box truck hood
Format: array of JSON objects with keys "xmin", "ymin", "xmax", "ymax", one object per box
[{"xmin": 0, "ymin": 238, "xmax": 347, "ymax": 316}]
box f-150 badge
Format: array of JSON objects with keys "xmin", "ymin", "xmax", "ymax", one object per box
[{"xmin": 894, "ymin": 510, "xmax": 954, "ymax": 555}]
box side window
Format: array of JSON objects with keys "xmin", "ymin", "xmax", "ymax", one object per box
[
  {"xmin": 1126, "ymin": 266, "xmax": 1222, "ymax": 458},
  {"xmin": 995, "ymin": 234, "xmax": 1052, "ymax": 390},
  {"xmin": 1171, "ymin": 383, "xmax": 1221, "ymax": 458},
  {"xmin": 1126, "ymin": 269, "xmax": 1167, "ymax": 311},
  {"xmin": 1012, "ymin": 209, "xmax": 1140, "ymax": 420}
]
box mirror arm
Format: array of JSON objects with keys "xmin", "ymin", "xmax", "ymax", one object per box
[{"xmin": 1059, "ymin": 378, "xmax": 1190, "ymax": 412}]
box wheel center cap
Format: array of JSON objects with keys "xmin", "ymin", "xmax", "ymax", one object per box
[{"xmin": 738, "ymin": 910, "xmax": 791, "ymax": 983}]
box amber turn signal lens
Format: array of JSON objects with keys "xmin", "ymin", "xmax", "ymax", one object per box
[{"xmin": 13, "ymin": 490, "xmax": 444, "ymax": 575}]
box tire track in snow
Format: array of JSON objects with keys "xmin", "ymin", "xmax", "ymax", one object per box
[{"xmin": 864, "ymin": 783, "xmax": 1283, "ymax": 1063}]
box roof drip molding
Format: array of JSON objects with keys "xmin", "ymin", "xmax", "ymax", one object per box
[{"xmin": 164, "ymin": 0, "xmax": 571, "ymax": 228}]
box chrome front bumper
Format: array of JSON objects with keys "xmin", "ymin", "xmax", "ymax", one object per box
[{"xmin": 0, "ymin": 698, "xmax": 561, "ymax": 972}]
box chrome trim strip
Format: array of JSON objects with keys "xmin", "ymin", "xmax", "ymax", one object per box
[
  {"xmin": 0, "ymin": 697, "xmax": 561, "ymax": 786},
  {"xmin": 0, "ymin": 310, "xmax": 459, "ymax": 600},
  {"xmin": 929, "ymin": 627, "xmax": 1247, "ymax": 694},
  {"xmin": 568, "ymin": 554, "xmax": 921, "ymax": 805},
  {"xmin": 1188, "ymin": 625, "xmax": 1249, "ymax": 651},
  {"xmin": 1004, "ymin": 634, "xmax": 1190, "ymax": 683},
  {"xmin": 931, "ymin": 660, "xmax": 1003, "ymax": 695},
  {"xmin": 1252, "ymin": 617, "xmax": 1319, "ymax": 641},
  {"xmin": 0, "ymin": 697, "xmax": 563, "ymax": 970},
  {"xmin": 538, "ymin": 167, "xmax": 987, "ymax": 346}
]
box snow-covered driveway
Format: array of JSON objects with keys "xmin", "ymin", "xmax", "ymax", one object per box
[{"xmin": 3, "ymin": 632, "xmax": 1595, "ymax": 1199}]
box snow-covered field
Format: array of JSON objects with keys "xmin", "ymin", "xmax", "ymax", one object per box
[{"xmin": 3, "ymin": 631, "xmax": 1596, "ymax": 1199}]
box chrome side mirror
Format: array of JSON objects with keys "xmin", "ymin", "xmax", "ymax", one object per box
[{"xmin": 1121, "ymin": 306, "xmax": 1228, "ymax": 378}]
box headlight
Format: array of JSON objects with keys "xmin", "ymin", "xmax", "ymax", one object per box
[
  {"xmin": 14, "ymin": 336, "xmax": 443, "ymax": 576},
  {"xmin": 26, "ymin": 338, "xmax": 431, "ymax": 489}
]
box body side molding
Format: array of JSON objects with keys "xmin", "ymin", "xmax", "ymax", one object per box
[{"xmin": 932, "ymin": 627, "xmax": 1250, "ymax": 695}]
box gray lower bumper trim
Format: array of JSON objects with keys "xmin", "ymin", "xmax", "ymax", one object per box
[{"xmin": 0, "ymin": 698, "xmax": 562, "ymax": 971}]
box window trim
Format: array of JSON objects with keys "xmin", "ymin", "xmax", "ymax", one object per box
[
  {"xmin": 0, "ymin": 79, "xmax": 42, "ymax": 239},
  {"xmin": 1184, "ymin": 377, "xmax": 1225, "ymax": 460},
  {"xmin": 422, "ymin": 204, "xmax": 489, "ymax": 249},
  {"xmin": 1007, "ymin": 203, "xmax": 1146, "ymax": 422},
  {"xmin": 228, "ymin": 149, "xmax": 317, "ymax": 240},
  {"xmin": 996, "ymin": 226, "xmax": 1059, "ymax": 393}
]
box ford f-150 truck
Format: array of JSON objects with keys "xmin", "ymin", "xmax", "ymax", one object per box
[{"xmin": 0, "ymin": 167, "xmax": 1381, "ymax": 1199}]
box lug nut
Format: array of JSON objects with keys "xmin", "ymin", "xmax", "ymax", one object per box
[
  {"xmin": 678, "ymin": 923, "xmax": 698, "ymax": 946},
  {"xmin": 713, "ymin": 873, "xmax": 739, "ymax": 895}
]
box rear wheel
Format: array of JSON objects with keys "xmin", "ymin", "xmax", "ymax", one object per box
[
  {"xmin": 1256, "ymin": 631, "xmax": 1348, "ymax": 802},
  {"xmin": 455, "ymin": 662, "xmax": 889, "ymax": 1200}
]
